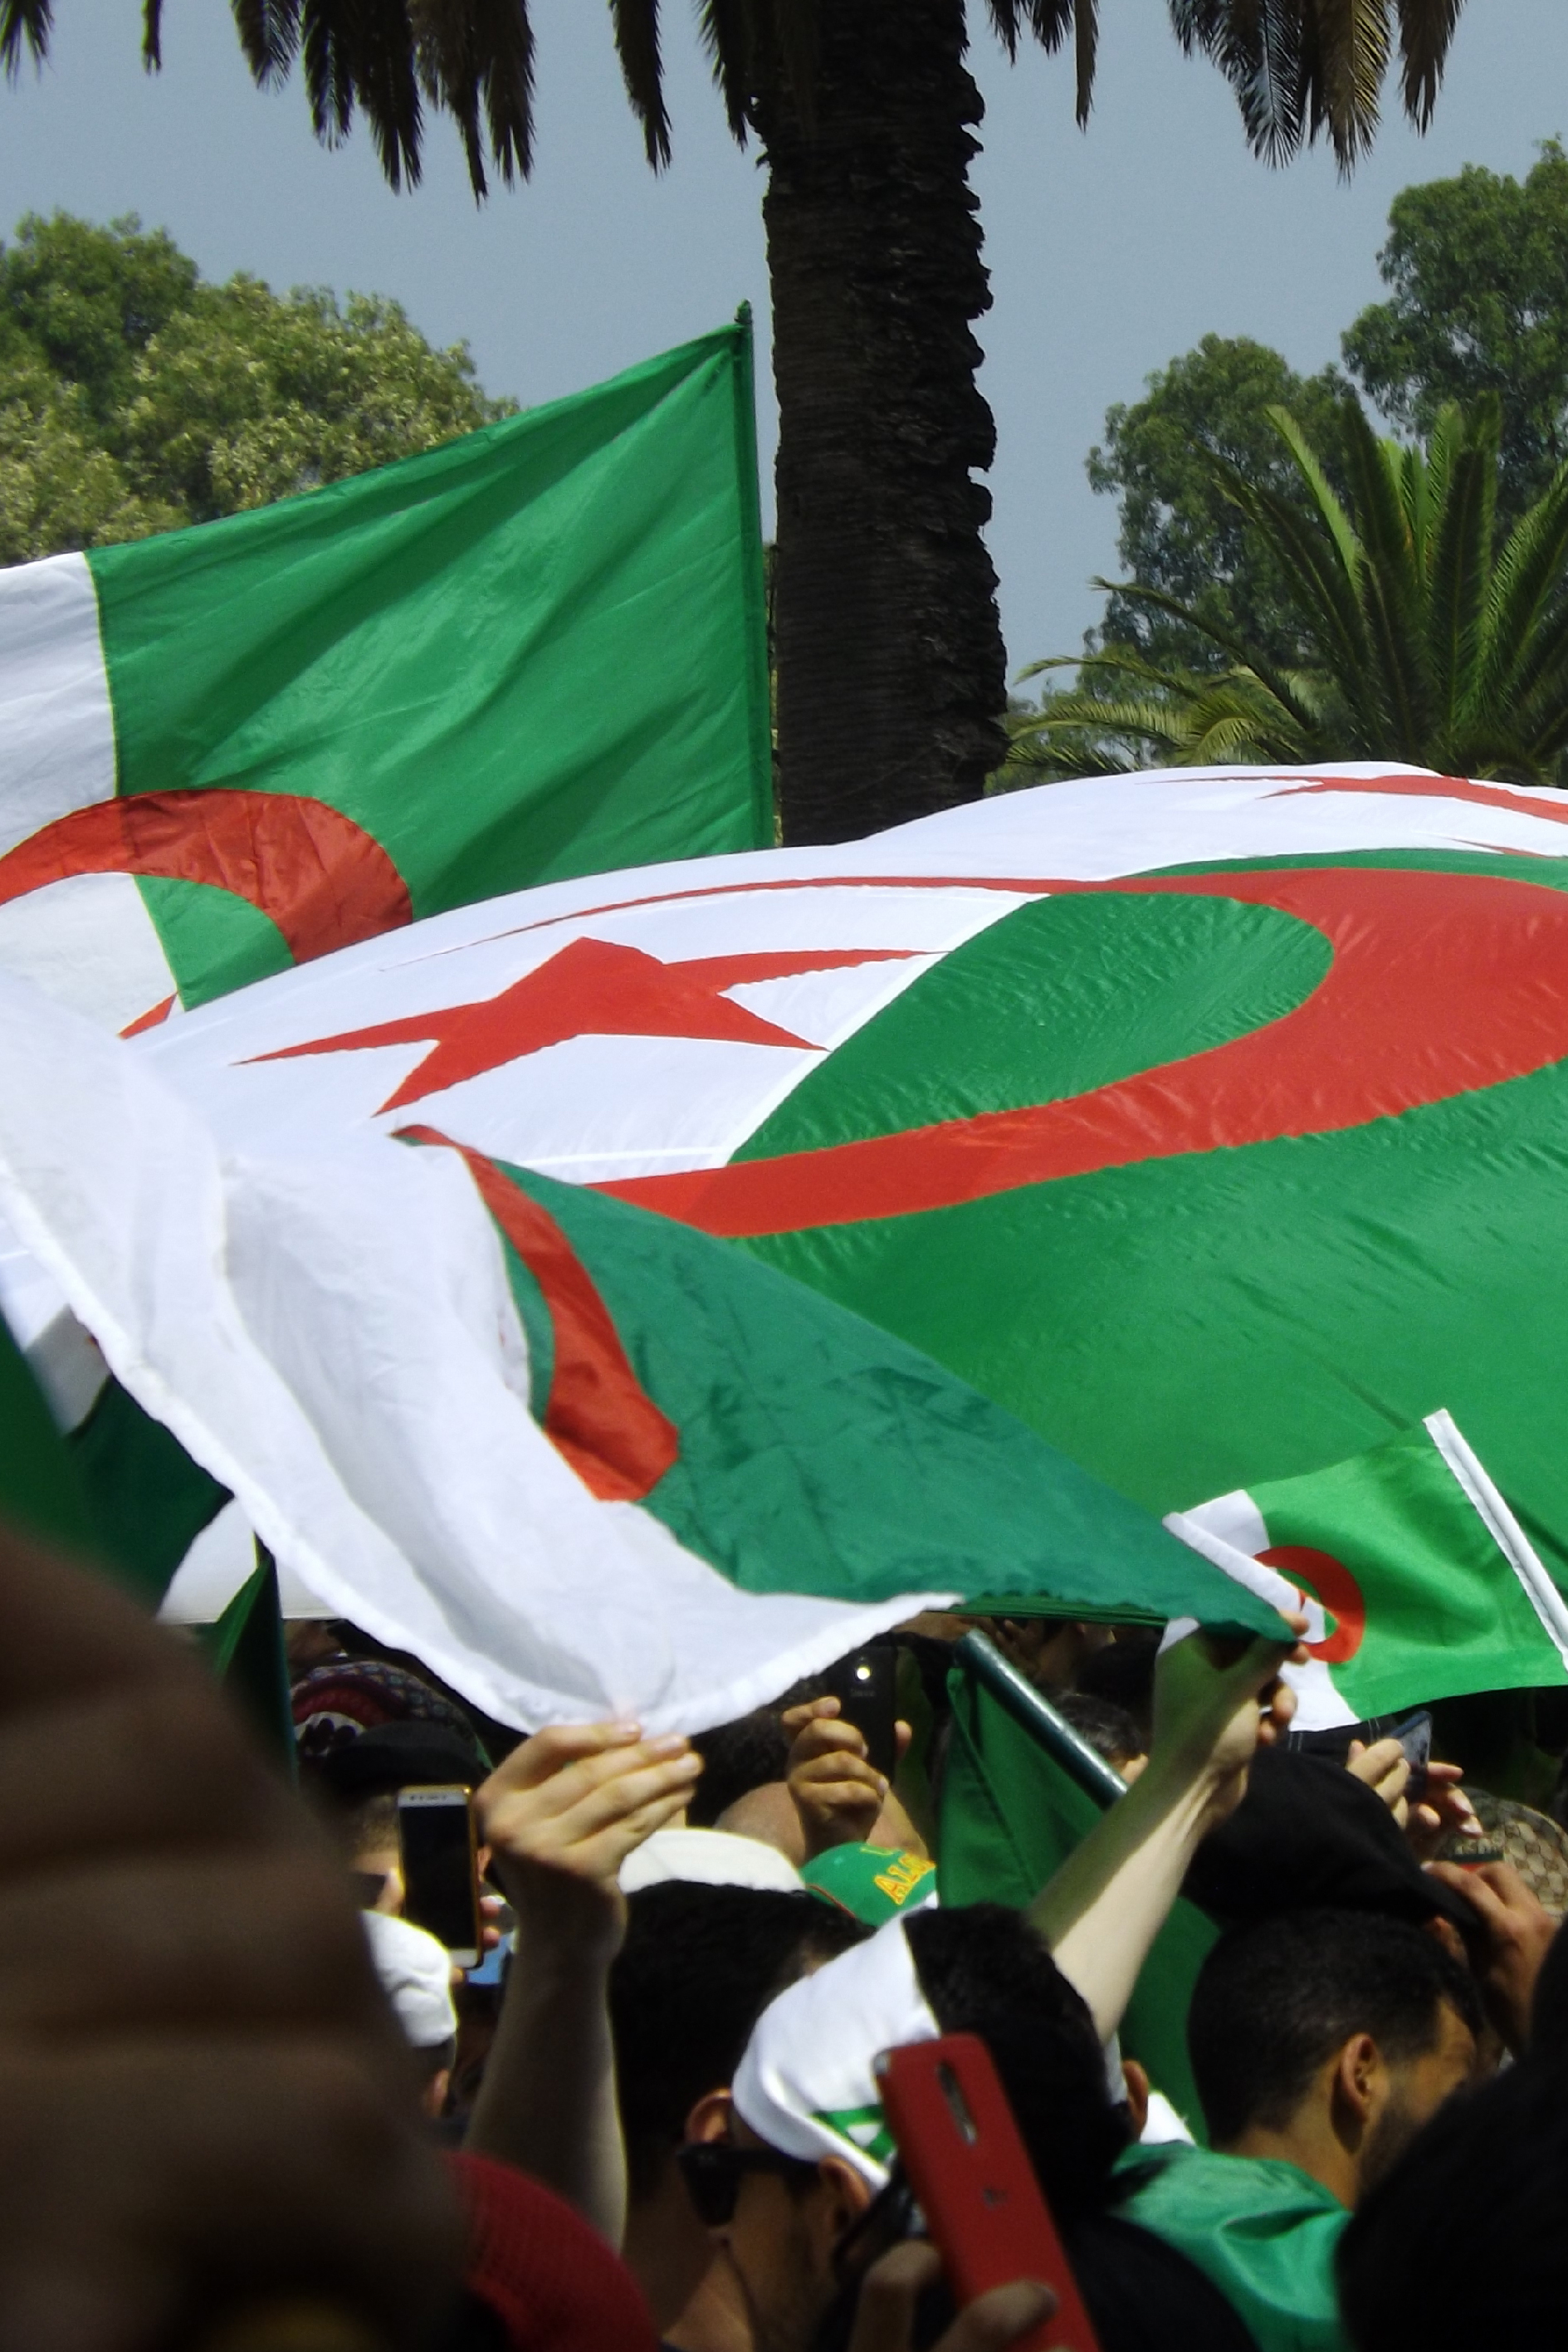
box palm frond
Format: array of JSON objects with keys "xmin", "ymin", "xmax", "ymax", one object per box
[
  {"xmin": 1425, "ymin": 425, "xmax": 1494, "ymax": 751},
  {"xmin": 610, "ymin": 0, "xmax": 670, "ymax": 169},
  {"xmin": 1007, "ymin": 657, "xmax": 1312, "ymax": 775},
  {"xmin": 1089, "ymin": 575, "xmax": 1325, "ymax": 734},
  {"xmin": 1395, "ymin": 0, "xmax": 1463, "ymax": 127},
  {"xmin": 1211, "ymin": 457, "xmax": 1375, "ymax": 706},
  {"xmin": 985, "ymin": 0, "xmax": 1097, "ymax": 122},
  {"xmin": 227, "ymin": 0, "xmax": 299, "ymax": 83},
  {"xmin": 696, "ymin": 0, "xmax": 756, "ymax": 139},
  {"xmin": 1, "ymin": 0, "xmax": 51, "ymax": 74},
  {"xmin": 1477, "ymin": 462, "xmax": 1568, "ymax": 715},
  {"xmin": 1172, "ymin": 1, "xmax": 1464, "ymax": 174},
  {"xmin": 1307, "ymin": 0, "xmax": 1390, "ymax": 170},
  {"xmin": 1331, "ymin": 396, "xmax": 1432, "ymax": 746}
]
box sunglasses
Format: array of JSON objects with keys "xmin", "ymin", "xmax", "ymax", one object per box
[{"xmin": 676, "ymin": 2139, "xmax": 820, "ymax": 2227}]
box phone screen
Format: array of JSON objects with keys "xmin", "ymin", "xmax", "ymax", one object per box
[{"xmin": 398, "ymin": 1788, "xmax": 478, "ymax": 1960}]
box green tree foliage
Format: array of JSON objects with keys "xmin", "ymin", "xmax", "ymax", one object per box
[
  {"xmin": 1343, "ymin": 139, "xmax": 1568, "ymax": 527},
  {"xmin": 1087, "ymin": 335, "xmax": 1345, "ymax": 673},
  {"xmin": 1, "ymin": 0, "xmax": 1468, "ymax": 839},
  {"xmin": 1006, "ymin": 395, "xmax": 1568, "ymax": 786},
  {"xmin": 0, "ymin": 213, "xmax": 513, "ymax": 565}
]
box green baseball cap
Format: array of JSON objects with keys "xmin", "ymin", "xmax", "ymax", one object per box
[{"xmin": 800, "ymin": 1842, "xmax": 938, "ymax": 1926}]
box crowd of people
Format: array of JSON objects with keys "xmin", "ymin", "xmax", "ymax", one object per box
[{"xmin": 11, "ymin": 1508, "xmax": 1568, "ymax": 2352}]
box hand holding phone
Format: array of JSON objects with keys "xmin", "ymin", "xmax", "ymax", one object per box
[
  {"xmin": 820, "ymin": 1641, "xmax": 901, "ymax": 1781},
  {"xmin": 876, "ymin": 2035, "xmax": 1100, "ymax": 2352}
]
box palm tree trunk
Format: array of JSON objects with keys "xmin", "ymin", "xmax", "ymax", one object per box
[{"xmin": 755, "ymin": 0, "xmax": 1007, "ymax": 845}]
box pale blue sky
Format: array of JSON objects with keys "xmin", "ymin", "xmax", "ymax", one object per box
[{"xmin": 3, "ymin": 0, "xmax": 1566, "ymax": 677}]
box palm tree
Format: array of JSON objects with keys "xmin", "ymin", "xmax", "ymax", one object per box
[
  {"xmin": 1006, "ymin": 394, "xmax": 1568, "ymax": 786},
  {"xmin": 2, "ymin": 2, "xmax": 1470, "ymax": 840}
]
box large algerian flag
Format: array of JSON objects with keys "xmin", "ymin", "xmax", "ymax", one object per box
[
  {"xmin": 1165, "ymin": 1411, "xmax": 1568, "ymax": 1730},
  {"xmin": 55, "ymin": 756, "xmax": 1568, "ymax": 1608},
  {"xmin": 9, "ymin": 758, "xmax": 1568, "ymax": 1705},
  {"xmin": 0, "ymin": 968, "xmax": 1277, "ymax": 1730},
  {"xmin": 0, "ymin": 321, "xmax": 769, "ymax": 1037}
]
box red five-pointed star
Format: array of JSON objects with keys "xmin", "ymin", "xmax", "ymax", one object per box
[{"xmin": 246, "ymin": 935, "xmax": 915, "ymax": 1114}]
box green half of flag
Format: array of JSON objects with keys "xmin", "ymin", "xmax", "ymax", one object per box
[
  {"xmin": 67, "ymin": 318, "xmax": 770, "ymax": 1010},
  {"xmin": 938, "ymin": 1655, "xmax": 1216, "ymax": 2139}
]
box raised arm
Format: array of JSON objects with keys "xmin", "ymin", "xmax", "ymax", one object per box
[
  {"xmin": 1028, "ymin": 1621, "xmax": 1304, "ymax": 2041},
  {"xmin": 466, "ymin": 1720, "xmax": 701, "ymax": 2244}
]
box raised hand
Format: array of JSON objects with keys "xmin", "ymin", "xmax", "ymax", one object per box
[
  {"xmin": 477, "ymin": 1720, "xmax": 702, "ymax": 1958},
  {"xmin": 1425, "ymin": 1859, "xmax": 1557, "ymax": 2055},
  {"xmin": 846, "ymin": 2240, "xmax": 1058, "ymax": 2352},
  {"xmin": 782, "ymin": 1697, "xmax": 907, "ymax": 1858}
]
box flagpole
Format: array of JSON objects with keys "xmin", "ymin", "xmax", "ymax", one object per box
[{"xmin": 953, "ymin": 1630, "xmax": 1126, "ymax": 1808}]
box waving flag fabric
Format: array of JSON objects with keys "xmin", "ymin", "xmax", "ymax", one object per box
[
  {"xmin": 0, "ymin": 321, "xmax": 770, "ymax": 1035},
  {"xmin": 54, "ymin": 758, "xmax": 1568, "ymax": 1616},
  {"xmin": 0, "ymin": 971, "xmax": 1277, "ymax": 1729},
  {"xmin": 7, "ymin": 760, "xmax": 1568, "ymax": 1705},
  {"xmin": 1166, "ymin": 1412, "xmax": 1568, "ymax": 1730}
]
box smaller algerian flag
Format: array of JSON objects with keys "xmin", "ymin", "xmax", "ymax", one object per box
[
  {"xmin": 1166, "ymin": 1412, "xmax": 1568, "ymax": 1731},
  {"xmin": 0, "ymin": 320, "xmax": 769, "ymax": 1034}
]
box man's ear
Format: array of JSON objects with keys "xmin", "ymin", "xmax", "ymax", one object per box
[
  {"xmin": 683, "ymin": 2087, "xmax": 733, "ymax": 2146},
  {"xmin": 816, "ymin": 2154, "xmax": 875, "ymax": 2242},
  {"xmin": 1330, "ymin": 2032, "xmax": 1381, "ymax": 2136}
]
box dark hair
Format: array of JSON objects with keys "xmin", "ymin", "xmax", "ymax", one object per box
[
  {"xmin": 1189, "ymin": 1908, "xmax": 1482, "ymax": 2147},
  {"xmin": 906, "ymin": 1904, "xmax": 1130, "ymax": 2214},
  {"xmin": 1074, "ymin": 1629, "xmax": 1159, "ymax": 1739},
  {"xmin": 1051, "ymin": 1690, "xmax": 1143, "ymax": 1767},
  {"xmin": 686, "ymin": 1711, "xmax": 792, "ymax": 1826},
  {"xmin": 1337, "ymin": 2051, "xmax": 1568, "ymax": 2350},
  {"xmin": 609, "ymin": 1883, "xmax": 866, "ymax": 2202}
]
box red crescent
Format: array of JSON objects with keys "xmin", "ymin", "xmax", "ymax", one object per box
[
  {"xmin": 0, "ymin": 790, "xmax": 413, "ymax": 966},
  {"xmin": 1258, "ymin": 1543, "xmax": 1366, "ymax": 1664},
  {"xmin": 598, "ymin": 865, "xmax": 1568, "ymax": 1235}
]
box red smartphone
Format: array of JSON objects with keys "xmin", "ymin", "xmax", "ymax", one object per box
[{"xmin": 876, "ymin": 2034, "xmax": 1101, "ymax": 2352}]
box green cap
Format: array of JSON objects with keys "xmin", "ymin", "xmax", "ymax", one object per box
[{"xmin": 800, "ymin": 1843, "xmax": 938, "ymax": 1926}]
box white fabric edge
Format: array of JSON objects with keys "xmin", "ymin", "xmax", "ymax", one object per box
[
  {"xmin": 0, "ymin": 1130, "xmax": 961, "ymax": 1729},
  {"xmin": 1424, "ymin": 1407, "xmax": 1568, "ymax": 1665}
]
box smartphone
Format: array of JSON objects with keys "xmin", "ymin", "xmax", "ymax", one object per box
[
  {"xmin": 877, "ymin": 2034, "xmax": 1101, "ymax": 2352},
  {"xmin": 397, "ymin": 1785, "xmax": 481, "ymax": 1967},
  {"xmin": 821, "ymin": 1640, "xmax": 900, "ymax": 1780},
  {"xmin": 1388, "ymin": 1709, "xmax": 1432, "ymax": 1805}
]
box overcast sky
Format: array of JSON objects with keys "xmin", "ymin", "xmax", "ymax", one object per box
[{"xmin": 3, "ymin": 0, "xmax": 1566, "ymax": 680}]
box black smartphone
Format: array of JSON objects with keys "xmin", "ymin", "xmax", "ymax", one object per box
[
  {"xmin": 397, "ymin": 1784, "xmax": 481, "ymax": 1966},
  {"xmin": 1388, "ymin": 1709, "xmax": 1432, "ymax": 1805},
  {"xmin": 820, "ymin": 1640, "xmax": 900, "ymax": 1781}
]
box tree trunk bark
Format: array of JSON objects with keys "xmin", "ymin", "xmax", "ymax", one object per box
[{"xmin": 755, "ymin": 0, "xmax": 1008, "ymax": 845}]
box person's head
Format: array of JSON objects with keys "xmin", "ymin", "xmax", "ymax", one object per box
[
  {"xmin": 1050, "ymin": 1689, "xmax": 1147, "ymax": 1780},
  {"xmin": 1189, "ymin": 1908, "xmax": 1483, "ymax": 2204},
  {"xmin": 329, "ymin": 1789, "xmax": 404, "ymax": 1908},
  {"xmin": 688, "ymin": 1710, "xmax": 793, "ymax": 1826},
  {"xmin": 608, "ymin": 1882, "xmax": 866, "ymax": 2330},
  {"xmin": 719, "ymin": 1903, "xmax": 1126, "ymax": 2352},
  {"xmin": 1336, "ymin": 2046, "xmax": 1568, "ymax": 2350}
]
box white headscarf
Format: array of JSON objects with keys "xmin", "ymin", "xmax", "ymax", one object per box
[{"xmin": 731, "ymin": 1916, "xmax": 939, "ymax": 2189}]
